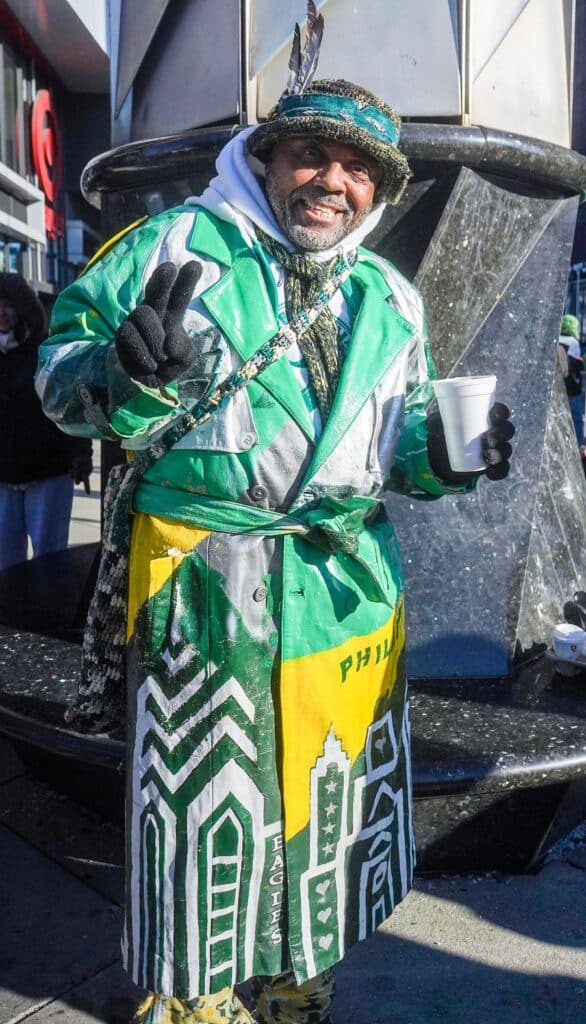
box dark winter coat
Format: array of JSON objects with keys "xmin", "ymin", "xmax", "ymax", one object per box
[{"xmin": 0, "ymin": 273, "xmax": 90, "ymax": 484}]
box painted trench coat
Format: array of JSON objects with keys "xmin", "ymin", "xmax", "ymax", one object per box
[{"xmin": 37, "ymin": 205, "xmax": 467, "ymax": 997}]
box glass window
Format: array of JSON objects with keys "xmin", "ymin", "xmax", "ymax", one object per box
[
  {"xmin": 0, "ymin": 236, "xmax": 25, "ymax": 275},
  {"xmin": 22, "ymin": 95, "xmax": 33, "ymax": 179},
  {"xmin": 3, "ymin": 45, "xmax": 19, "ymax": 171},
  {"xmin": 18, "ymin": 61, "xmax": 34, "ymax": 181},
  {"xmin": 8, "ymin": 239, "xmax": 23, "ymax": 273},
  {"xmin": 45, "ymin": 237, "xmax": 58, "ymax": 287}
]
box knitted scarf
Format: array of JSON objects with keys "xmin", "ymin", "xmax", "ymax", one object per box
[{"xmin": 258, "ymin": 230, "xmax": 344, "ymax": 420}]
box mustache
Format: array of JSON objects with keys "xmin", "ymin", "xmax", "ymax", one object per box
[{"xmin": 286, "ymin": 185, "xmax": 353, "ymax": 214}]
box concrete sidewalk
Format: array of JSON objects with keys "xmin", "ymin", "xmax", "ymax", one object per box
[{"xmin": 0, "ymin": 735, "xmax": 585, "ymax": 1024}]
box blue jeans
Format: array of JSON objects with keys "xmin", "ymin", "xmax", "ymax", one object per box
[{"xmin": 0, "ymin": 474, "xmax": 74, "ymax": 571}]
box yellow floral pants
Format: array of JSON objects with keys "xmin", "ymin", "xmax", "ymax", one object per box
[{"xmin": 135, "ymin": 968, "xmax": 334, "ymax": 1024}]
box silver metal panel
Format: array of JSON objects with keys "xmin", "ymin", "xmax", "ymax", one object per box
[
  {"xmin": 469, "ymin": 0, "xmax": 574, "ymax": 147},
  {"xmin": 250, "ymin": 0, "xmax": 327, "ymax": 78},
  {"xmin": 109, "ymin": 0, "xmax": 134, "ymax": 146},
  {"xmin": 469, "ymin": 0, "xmax": 531, "ymax": 74},
  {"xmin": 253, "ymin": 0, "xmax": 462, "ymax": 118},
  {"xmin": 115, "ymin": 0, "xmax": 172, "ymax": 115},
  {"xmin": 130, "ymin": 0, "xmax": 241, "ymax": 141},
  {"xmin": 66, "ymin": 0, "xmax": 108, "ymax": 50},
  {"xmin": 111, "ymin": 86, "xmax": 133, "ymax": 148},
  {"xmin": 3, "ymin": 0, "xmax": 109, "ymax": 92}
]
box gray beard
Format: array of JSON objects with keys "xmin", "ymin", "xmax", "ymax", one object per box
[{"xmin": 265, "ymin": 172, "xmax": 372, "ymax": 252}]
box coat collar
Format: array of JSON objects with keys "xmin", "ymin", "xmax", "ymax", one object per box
[
  {"xmin": 187, "ymin": 210, "xmax": 416, "ymax": 461},
  {"xmin": 302, "ymin": 254, "xmax": 416, "ymax": 483},
  {"xmin": 188, "ymin": 208, "xmax": 316, "ymax": 440}
]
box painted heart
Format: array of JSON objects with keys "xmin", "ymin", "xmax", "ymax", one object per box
[
  {"xmin": 317, "ymin": 908, "xmax": 332, "ymax": 924},
  {"xmin": 318, "ymin": 934, "xmax": 334, "ymax": 950},
  {"xmin": 316, "ymin": 880, "xmax": 331, "ymax": 898}
]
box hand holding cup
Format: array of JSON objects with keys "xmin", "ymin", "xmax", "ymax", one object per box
[{"xmin": 427, "ymin": 375, "xmax": 515, "ymax": 483}]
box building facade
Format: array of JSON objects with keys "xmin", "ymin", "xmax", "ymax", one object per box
[{"xmin": 0, "ymin": 0, "xmax": 108, "ymax": 304}]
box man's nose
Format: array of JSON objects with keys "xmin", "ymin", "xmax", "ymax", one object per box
[{"xmin": 315, "ymin": 161, "xmax": 345, "ymax": 192}]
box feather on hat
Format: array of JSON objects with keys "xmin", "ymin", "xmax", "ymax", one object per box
[{"xmin": 248, "ymin": 2, "xmax": 411, "ymax": 205}]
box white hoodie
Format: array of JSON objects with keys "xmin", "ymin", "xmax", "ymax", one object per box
[{"xmin": 186, "ymin": 126, "xmax": 385, "ymax": 259}]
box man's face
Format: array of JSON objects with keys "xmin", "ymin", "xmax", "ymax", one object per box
[{"xmin": 265, "ymin": 136, "xmax": 382, "ymax": 251}]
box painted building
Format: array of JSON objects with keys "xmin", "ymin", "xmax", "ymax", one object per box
[{"xmin": 0, "ymin": 0, "xmax": 109, "ymax": 302}]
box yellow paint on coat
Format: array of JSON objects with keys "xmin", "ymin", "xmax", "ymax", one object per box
[
  {"xmin": 280, "ymin": 601, "xmax": 404, "ymax": 841},
  {"xmin": 80, "ymin": 216, "xmax": 148, "ymax": 276},
  {"xmin": 127, "ymin": 512, "xmax": 211, "ymax": 639}
]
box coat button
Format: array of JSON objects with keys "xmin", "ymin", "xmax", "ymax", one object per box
[
  {"xmin": 253, "ymin": 586, "xmax": 267, "ymax": 602},
  {"xmin": 77, "ymin": 384, "xmax": 95, "ymax": 407},
  {"xmin": 250, "ymin": 484, "xmax": 268, "ymax": 502},
  {"xmin": 241, "ymin": 432, "xmax": 255, "ymax": 448}
]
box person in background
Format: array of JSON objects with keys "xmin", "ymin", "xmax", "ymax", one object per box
[
  {"xmin": 558, "ymin": 313, "xmax": 584, "ymax": 447},
  {"xmin": 0, "ymin": 272, "xmax": 93, "ymax": 571}
]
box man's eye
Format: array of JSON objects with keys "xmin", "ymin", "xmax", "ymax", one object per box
[
  {"xmin": 302, "ymin": 147, "xmax": 320, "ymax": 160},
  {"xmin": 351, "ymin": 164, "xmax": 369, "ymax": 177}
]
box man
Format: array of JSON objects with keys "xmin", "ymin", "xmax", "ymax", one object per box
[{"xmin": 36, "ymin": 22, "xmax": 513, "ymax": 1024}]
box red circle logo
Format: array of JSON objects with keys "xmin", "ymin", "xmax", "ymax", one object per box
[{"xmin": 31, "ymin": 89, "xmax": 62, "ymax": 203}]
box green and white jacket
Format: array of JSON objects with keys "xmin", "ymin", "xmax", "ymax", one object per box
[{"xmin": 37, "ymin": 200, "xmax": 467, "ymax": 997}]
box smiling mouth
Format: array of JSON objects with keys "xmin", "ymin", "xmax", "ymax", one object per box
[{"xmin": 297, "ymin": 199, "xmax": 346, "ymax": 224}]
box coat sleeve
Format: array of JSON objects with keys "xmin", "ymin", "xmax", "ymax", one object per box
[
  {"xmin": 387, "ymin": 306, "xmax": 477, "ymax": 501},
  {"xmin": 35, "ymin": 210, "xmax": 186, "ymax": 442}
]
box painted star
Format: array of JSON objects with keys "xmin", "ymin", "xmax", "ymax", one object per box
[
  {"xmin": 325, "ymin": 802, "xmax": 337, "ymax": 817},
  {"xmin": 374, "ymin": 736, "xmax": 386, "ymax": 753},
  {"xmin": 323, "ymin": 822, "xmax": 335, "ymax": 835},
  {"xmin": 325, "ymin": 779, "xmax": 337, "ymax": 794},
  {"xmin": 322, "ymin": 842, "xmax": 335, "ymax": 856}
]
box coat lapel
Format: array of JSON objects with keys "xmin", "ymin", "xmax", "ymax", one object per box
[
  {"xmin": 303, "ymin": 258, "xmax": 416, "ymax": 482},
  {"xmin": 188, "ymin": 208, "xmax": 316, "ymax": 440}
]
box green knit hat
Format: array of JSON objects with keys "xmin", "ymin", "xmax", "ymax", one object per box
[
  {"xmin": 248, "ymin": 78, "xmax": 411, "ymax": 206},
  {"xmin": 561, "ymin": 313, "xmax": 580, "ymax": 340}
]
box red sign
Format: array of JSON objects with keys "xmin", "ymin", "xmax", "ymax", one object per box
[
  {"xmin": 45, "ymin": 205, "xmax": 64, "ymax": 239},
  {"xmin": 31, "ymin": 88, "xmax": 63, "ymax": 237}
]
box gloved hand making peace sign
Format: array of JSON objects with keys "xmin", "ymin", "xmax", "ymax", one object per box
[
  {"xmin": 427, "ymin": 402, "xmax": 516, "ymax": 483},
  {"xmin": 115, "ymin": 260, "xmax": 202, "ymax": 387}
]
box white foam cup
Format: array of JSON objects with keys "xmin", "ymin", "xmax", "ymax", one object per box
[
  {"xmin": 551, "ymin": 622, "xmax": 586, "ymax": 660},
  {"xmin": 432, "ymin": 375, "xmax": 497, "ymax": 472}
]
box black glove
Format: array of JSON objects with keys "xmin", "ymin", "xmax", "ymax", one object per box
[
  {"xmin": 115, "ymin": 260, "xmax": 202, "ymax": 387},
  {"xmin": 564, "ymin": 591, "xmax": 586, "ymax": 630},
  {"xmin": 427, "ymin": 402, "xmax": 515, "ymax": 484}
]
